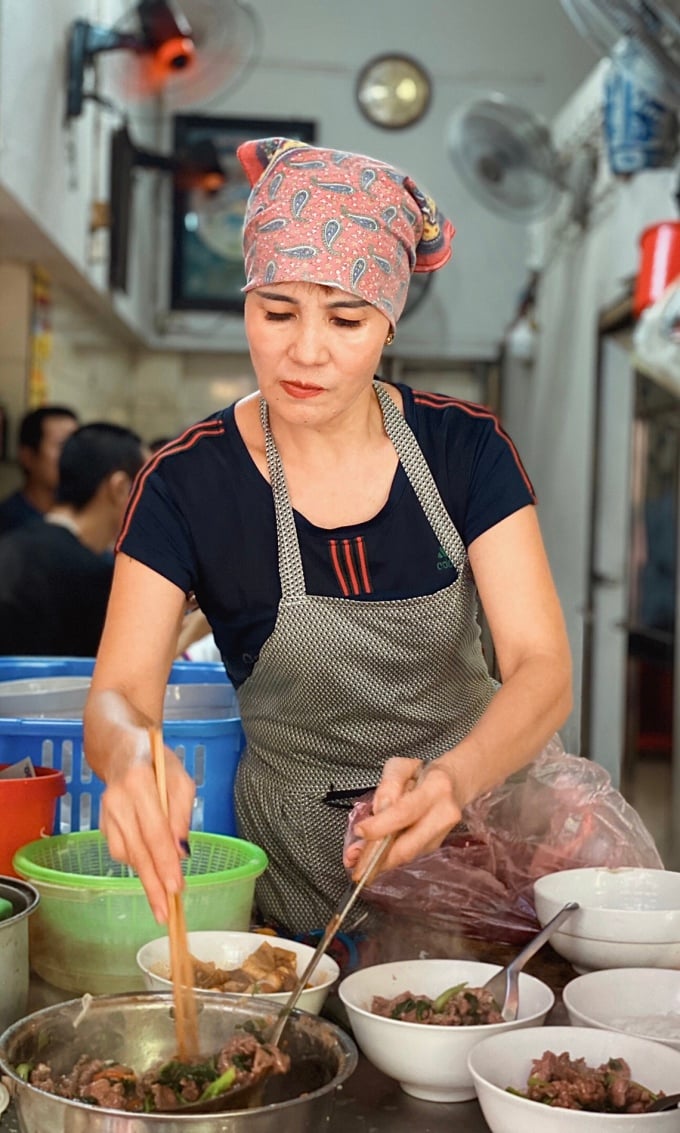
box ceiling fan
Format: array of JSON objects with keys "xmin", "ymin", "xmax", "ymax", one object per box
[
  {"xmin": 65, "ymin": 0, "xmax": 259, "ymax": 120},
  {"xmin": 447, "ymin": 93, "xmax": 598, "ymax": 227}
]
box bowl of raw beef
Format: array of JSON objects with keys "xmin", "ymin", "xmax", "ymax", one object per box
[
  {"xmin": 337, "ymin": 957, "xmax": 554, "ymax": 1102},
  {"xmin": 468, "ymin": 1024, "xmax": 680, "ymax": 1132}
]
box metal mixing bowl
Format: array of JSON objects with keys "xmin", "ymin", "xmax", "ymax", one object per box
[{"xmin": 0, "ymin": 991, "xmax": 358, "ymax": 1132}]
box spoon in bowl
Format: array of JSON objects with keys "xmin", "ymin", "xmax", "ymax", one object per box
[
  {"xmin": 158, "ymin": 825, "xmax": 401, "ymax": 1116},
  {"xmin": 482, "ymin": 901, "xmax": 580, "ymax": 1021},
  {"xmin": 648, "ymin": 1093, "xmax": 680, "ymax": 1112}
]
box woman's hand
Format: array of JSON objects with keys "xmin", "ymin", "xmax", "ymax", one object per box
[
  {"xmin": 343, "ymin": 757, "xmax": 463, "ymax": 881},
  {"xmin": 97, "ymin": 712, "xmax": 196, "ymax": 923},
  {"xmin": 84, "ymin": 556, "xmax": 196, "ymax": 924},
  {"xmin": 343, "ymin": 507, "xmax": 572, "ymax": 887}
]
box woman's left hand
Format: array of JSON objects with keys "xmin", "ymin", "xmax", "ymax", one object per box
[{"xmin": 343, "ymin": 756, "xmax": 462, "ymax": 880}]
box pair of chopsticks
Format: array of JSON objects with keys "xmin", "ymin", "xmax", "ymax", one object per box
[{"xmin": 149, "ymin": 726, "xmax": 199, "ymax": 1062}]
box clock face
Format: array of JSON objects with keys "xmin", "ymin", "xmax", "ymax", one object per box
[{"xmin": 355, "ymin": 53, "xmax": 432, "ymax": 130}]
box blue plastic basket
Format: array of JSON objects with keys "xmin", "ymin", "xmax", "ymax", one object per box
[
  {"xmin": 0, "ymin": 657, "xmax": 245, "ymax": 837},
  {"xmin": 0, "ymin": 655, "xmax": 228, "ymax": 685}
]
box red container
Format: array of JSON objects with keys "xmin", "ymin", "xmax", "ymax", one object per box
[
  {"xmin": 0, "ymin": 765, "xmax": 66, "ymax": 875},
  {"xmin": 634, "ymin": 221, "xmax": 680, "ymax": 317}
]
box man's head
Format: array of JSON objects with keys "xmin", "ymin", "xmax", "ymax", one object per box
[
  {"xmin": 18, "ymin": 406, "xmax": 79, "ymax": 502},
  {"xmin": 57, "ymin": 423, "xmax": 146, "ymax": 511},
  {"xmin": 56, "ymin": 423, "xmax": 147, "ymax": 553}
]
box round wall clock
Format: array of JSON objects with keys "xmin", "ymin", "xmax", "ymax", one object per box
[{"xmin": 355, "ymin": 53, "xmax": 432, "ymax": 130}]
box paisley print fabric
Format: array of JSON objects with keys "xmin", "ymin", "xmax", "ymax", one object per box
[{"xmin": 237, "ymin": 137, "xmax": 455, "ymax": 326}]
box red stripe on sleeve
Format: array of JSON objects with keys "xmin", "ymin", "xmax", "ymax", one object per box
[
  {"xmin": 116, "ymin": 420, "xmax": 225, "ymax": 551},
  {"xmin": 412, "ymin": 390, "xmax": 536, "ymax": 501}
]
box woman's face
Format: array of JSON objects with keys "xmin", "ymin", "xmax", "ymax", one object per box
[{"xmin": 244, "ymin": 282, "xmax": 391, "ymax": 424}]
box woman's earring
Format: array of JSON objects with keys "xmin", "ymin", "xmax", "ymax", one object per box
[{"xmin": 385, "ymin": 330, "xmax": 395, "ymax": 346}]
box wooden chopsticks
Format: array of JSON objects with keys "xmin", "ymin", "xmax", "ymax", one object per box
[{"xmin": 149, "ymin": 726, "xmax": 199, "ymax": 1062}]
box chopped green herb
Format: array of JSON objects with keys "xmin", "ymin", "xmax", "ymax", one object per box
[
  {"xmin": 431, "ymin": 983, "xmax": 467, "ymax": 1013},
  {"xmin": 389, "ymin": 997, "xmax": 431, "ymax": 1019},
  {"xmin": 231, "ymin": 1053, "xmax": 253, "ymax": 1072},
  {"xmin": 198, "ymin": 1066, "xmax": 237, "ymax": 1102},
  {"xmin": 157, "ymin": 1058, "xmax": 217, "ymax": 1091}
]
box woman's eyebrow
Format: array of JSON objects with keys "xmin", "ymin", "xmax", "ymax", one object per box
[
  {"xmin": 326, "ymin": 298, "xmax": 371, "ymax": 310},
  {"xmin": 255, "ymin": 290, "xmax": 299, "ymax": 303},
  {"xmin": 254, "ymin": 289, "xmax": 370, "ymax": 311}
]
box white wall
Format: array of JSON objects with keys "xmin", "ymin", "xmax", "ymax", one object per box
[
  {"xmin": 0, "ymin": 0, "xmax": 595, "ymax": 359},
  {"xmin": 0, "ymin": 0, "xmax": 158, "ymax": 340},
  {"xmin": 502, "ymin": 63, "xmax": 679, "ymax": 753},
  {"xmin": 45, "ymin": 283, "xmax": 257, "ymax": 443}
]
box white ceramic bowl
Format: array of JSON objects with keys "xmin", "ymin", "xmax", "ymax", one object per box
[
  {"xmin": 468, "ymin": 1025, "xmax": 680, "ymax": 1133},
  {"xmin": 136, "ymin": 930, "xmax": 339, "ymax": 1015},
  {"xmin": 534, "ymin": 868, "xmax": 680, "ymax": 973},
  {"xmin": 337, "ymin": 958, "xmax": 554, "ymax": 1103},
  {"xmin": 563, "ymin": 968, "xmax": 680, "ymax": 1050}
]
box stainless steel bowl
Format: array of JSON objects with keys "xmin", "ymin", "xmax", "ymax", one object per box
[
  {"xmin": 0, "ymin": 991, "xmax": 358, "ymax": 1132},
  {"xmin": 0, "ymin": 877, "xmax": 39, "ymax": 1035}
]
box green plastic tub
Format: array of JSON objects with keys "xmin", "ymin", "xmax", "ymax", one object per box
[{"xmin": 12, "ymin": 830, "xmax": 267, "ymax": 995}]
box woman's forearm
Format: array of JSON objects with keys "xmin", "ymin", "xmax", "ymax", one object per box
[
  {"xmin": 435, "ymin": 649, "xmax": 572, "ymax": 810},
  {"xmin": 84, "ymin": 688, "xmax": 157, "ymax": 782}
]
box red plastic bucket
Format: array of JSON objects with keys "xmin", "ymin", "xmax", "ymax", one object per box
[
  {"xmin": 0, "ymin": 765, "xmax": 66, "ymax": 875},
  {"xmin": 634, "ymin": 221, "xmax": 680, "ymax": 317}
]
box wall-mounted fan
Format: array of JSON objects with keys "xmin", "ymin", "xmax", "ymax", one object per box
[
  {"xmin": 447, "ymin": 93, "xmax": 598, "ymax": 226},
  {"xmin": 66, "ymin": 0, "xmax": 259, "ymax": 120},
  {"xmin": 560, "ymin": 0, "xmax": 680, "ymax": 103}
]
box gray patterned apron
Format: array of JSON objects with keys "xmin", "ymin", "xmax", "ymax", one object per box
[{"xmin": 235, "ymin": 381, "xmax": 497, "ymax": 934}]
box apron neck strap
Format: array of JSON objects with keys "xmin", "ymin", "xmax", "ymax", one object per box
[{"xmin": 259, "ymin": 381, "xmax": 465, "ymax": 599}]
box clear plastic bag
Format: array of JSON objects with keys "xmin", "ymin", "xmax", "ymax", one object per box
[{"xmin": 344, "ymin": 737, "xmax": 663, "ymax": 945}]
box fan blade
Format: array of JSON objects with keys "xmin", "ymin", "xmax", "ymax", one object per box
[{"xmin": 99, "ymin": 0, "xmax": 259, "ymax": 110}]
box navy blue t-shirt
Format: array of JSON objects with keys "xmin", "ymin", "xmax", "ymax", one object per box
[{"xmin": 118, "ymin": 383, "xmax": 535, "ymax": 687}]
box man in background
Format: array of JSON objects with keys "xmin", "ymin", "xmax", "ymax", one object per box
[
  {"xmin": 0, "ymin": 405, "xmax": 79, "ymax": 534},
  {"xmin": 0, "ymin": 422, "xmax": 146, "ymax": 656}
]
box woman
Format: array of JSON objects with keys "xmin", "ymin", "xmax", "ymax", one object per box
[{"xmin": 83, "ymin": 137, "xmax": 571, "ymax": 934}]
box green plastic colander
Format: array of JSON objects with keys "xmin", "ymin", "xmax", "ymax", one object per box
[{"xmin": 12, "ymin": 831, "xmax": 268, "ymax": 994}]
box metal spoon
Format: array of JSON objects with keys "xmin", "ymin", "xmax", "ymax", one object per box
[
  {"xmin": 482, "ymin": 901, "xmax": 580, "ymax": 1021},
  {"xmin": 161, "ymin": 768, "xmax": 426, "ymax": 1114},
  {"xmin": 269, "ymin": 766, "xmax": 431, "ymax": 1047},
  {"xmin": 269, "ymin": 827, "xmax": 397, "ymax": 1047},
  {"xmin": 648, "ymin": 1092, "xmax": 680, "ymax": 1112},
  {"xmin": 159, "ymin": 829, "xmax": 398, "ymax": 1116}
]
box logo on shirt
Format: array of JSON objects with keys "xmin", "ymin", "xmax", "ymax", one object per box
[{"xmin": 437, "ymin": 546, "xmax": 454, "ymax": 572}]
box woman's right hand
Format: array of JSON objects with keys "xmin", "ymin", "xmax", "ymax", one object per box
[
  {"xmin": 84, "ymin": 556, "xmax": 199, "ymax": 922},
  {"xmin": 94, "ymin": 703, "xmax": 196, "ymax": 923}
]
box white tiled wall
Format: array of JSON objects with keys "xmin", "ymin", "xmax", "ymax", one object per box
[{"xmin": 46, "ymin": 285, "xmax": 258, "ymax": 446}]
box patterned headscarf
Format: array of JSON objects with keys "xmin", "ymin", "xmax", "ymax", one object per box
[{"xmin": 237, "ymin": 137, "xmax": 455, "ymax": 327}]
